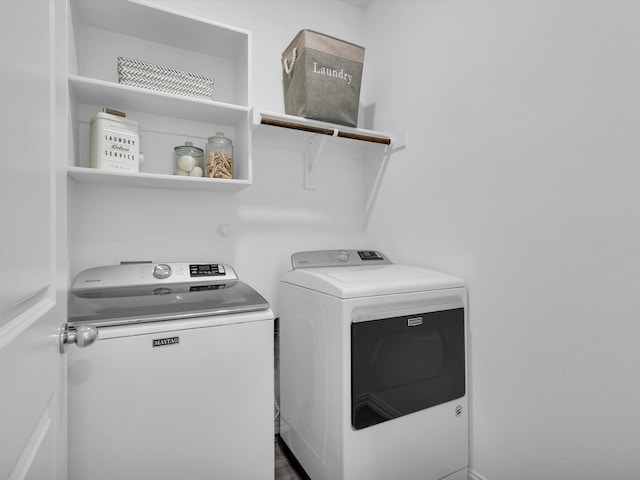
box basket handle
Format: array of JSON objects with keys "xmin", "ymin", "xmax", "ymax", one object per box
[{"xmin": 283, "ymin": 47, "xmax": 298, "ymax": 76}]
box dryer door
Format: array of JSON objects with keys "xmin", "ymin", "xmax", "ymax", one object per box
[{"xmin": 351, "ymin": 307, "xmax": 465, "ymax": 430}]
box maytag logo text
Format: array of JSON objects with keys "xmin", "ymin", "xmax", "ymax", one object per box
[{"xmin": 153, "ymin": 336, "xmax": 180, "ymax": 347}]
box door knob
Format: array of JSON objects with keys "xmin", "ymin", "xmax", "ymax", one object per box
[{"xmin": 59, "ymin": 324, "xmax": 99, "ymax": 353}]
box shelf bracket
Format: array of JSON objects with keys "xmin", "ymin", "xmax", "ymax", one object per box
[
  {"xmin": 255, "ymin": 111, "xmax": 404, "ymax": 192},
  {"xmin": 364, "ymin": 130, "xmax": 408, "ymax": 225},
  {"xmin": 388, "ymin": 130, "xmax": 407, "ymax": 154},
  {"xmin": 305, "ymin": 131, "xmax": 335, "ymax": 190}
]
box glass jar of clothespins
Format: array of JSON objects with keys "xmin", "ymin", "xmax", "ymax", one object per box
[{"xmin": 205, "ymin": 132, "xmax": 233, "ymax": 179}]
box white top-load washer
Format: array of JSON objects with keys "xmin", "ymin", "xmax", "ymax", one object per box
[
  {"xmin": 66, "ymin": 262, "xmax": 274, "ymax": 480},
  {"xmin": 279, "ymin": 250, "xmax": 468, "ymax": 480}
]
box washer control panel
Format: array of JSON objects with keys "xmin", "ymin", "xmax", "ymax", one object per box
[
  {"xmin": 153, "ymin": 264, "xmax": 172, "ymax": 279},
  {"xmin": 357, "ymin": 250, "xmax": 385, "ymax": 261},
  {"xmin": 190, "ymin": 263, "xmax": 226, "ymax": 277},
  {"xmin": 71, "ymin": 262, "xmax": 237, "ymax": 291},
  {"xmin": 291, "ymin": 250, "xmax": 391, "ymax": 269}
]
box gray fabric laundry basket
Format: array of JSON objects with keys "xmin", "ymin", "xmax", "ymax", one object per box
[{"xmin": 282, "ymin": 29, "xmax": 365, "ymax": 127}]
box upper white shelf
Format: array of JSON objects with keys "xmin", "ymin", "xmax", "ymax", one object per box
[
  {"xmin": 69, "ymin": 75, "xmax": 249, "ymax": 126},
  {"xmin": 69, "ymin": 0, "xmax": 250, "ymax": 107}
]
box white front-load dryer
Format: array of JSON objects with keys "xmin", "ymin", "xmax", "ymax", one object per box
[{"xmin": 279, "ymin": 250, "xmax": 468, "ymax": 480}]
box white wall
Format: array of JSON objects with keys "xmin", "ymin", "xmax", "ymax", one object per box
[
  {"xmin": 68, "ymin": 1, "xmax": 640, "ymax": 478},
  {"xmin": 363, "ymin": 1, "xmax": 640, "ymax": 479},
  {"xmin": 67, "ymin": 1, "xmax": 369, "ymax": 308}
]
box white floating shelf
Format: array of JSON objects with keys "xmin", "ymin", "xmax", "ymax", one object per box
[
  {"xmin": 68, "ymin": 166, "xmax": 250, "ymax": 191},
  {"xmin": 254, "ymin": 110, "xmax": 397, "ymax": 146}
]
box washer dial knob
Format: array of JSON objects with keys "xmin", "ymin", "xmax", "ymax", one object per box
[
  {"xmin": 337, "ymin": 250, "xmax": 350, "ymax": 262},
  {"xmin": 153, "ymin": 264, "xmax": 172, "ymax": 279}
]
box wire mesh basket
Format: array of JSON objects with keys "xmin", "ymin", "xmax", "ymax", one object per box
[{"xmin": 117, "ymin": 57, "xmax": 215, "ymax": 100}]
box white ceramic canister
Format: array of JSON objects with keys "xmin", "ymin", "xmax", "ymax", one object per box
[{"xmin": 90, "ymin": 111, "xmax": 140, "ymax": 172}]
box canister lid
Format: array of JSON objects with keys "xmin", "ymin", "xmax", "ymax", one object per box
[
  {"xmin": 174, "ymin": 141, "xmax": 204, "ymax": 155},
  {"xmin": 90, "ymin": 111, "xmax": 139, "ymax": 126},
  {"xmin": 207, "ymin": 132, "xmax": 232, "ymax": 145}
]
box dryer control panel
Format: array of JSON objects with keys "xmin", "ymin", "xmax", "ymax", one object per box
[{"xmin": 291, "ymin": 250, "xmax": 392, "ymax": 269}]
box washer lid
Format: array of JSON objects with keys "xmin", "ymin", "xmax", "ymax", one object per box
[
  {"xmin": 281, "ymin": 264, "xmax": 465, "ymax": 299},
  {"xmin": 68, "ymin": 280, "xmax": 270, "ymax": 326},
  {"xmin": 68, "ymin": 263, "xmax": 270, "ymax": 326}
]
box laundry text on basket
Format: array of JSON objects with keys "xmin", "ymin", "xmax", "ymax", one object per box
[{"xmin": 312, "ymin": 62, "xmax": 353, "ymax": 85}]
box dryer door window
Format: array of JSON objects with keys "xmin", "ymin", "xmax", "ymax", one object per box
[{"xmin": 351, "ymin": 307, "xmax": 465, "ymax": 430}]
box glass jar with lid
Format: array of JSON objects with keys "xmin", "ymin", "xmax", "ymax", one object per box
[
  {"xmin": 205, "ymin": 132, "xmax": 233, "ymax": 179},
  {"xmin": 174, "ymin": 142, "xmax": 204, "ymax": 176}
]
